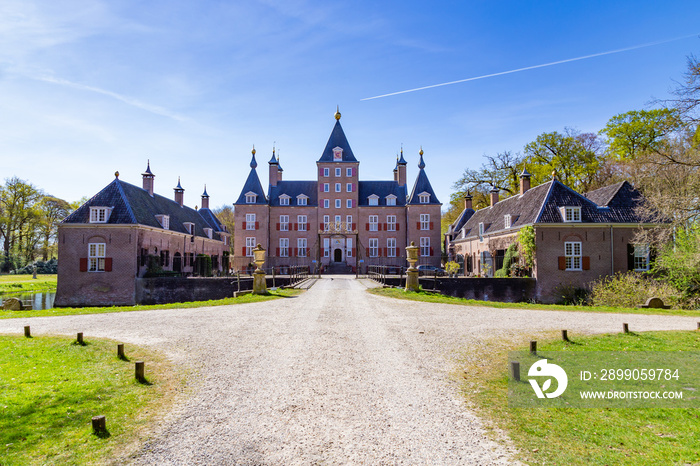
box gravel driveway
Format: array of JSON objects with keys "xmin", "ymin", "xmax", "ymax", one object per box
[{"xmin": 2, "ymin": 276, "xmax": 697, "ymax": 465}]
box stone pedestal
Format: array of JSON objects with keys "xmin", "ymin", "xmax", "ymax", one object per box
[
  {"xmin": 405, "ymin": 268, "xmax": 419, "ymax": 292},
  {"xmin": 253, "ymin": 270, "xmax": 267, "ymax": 295}
]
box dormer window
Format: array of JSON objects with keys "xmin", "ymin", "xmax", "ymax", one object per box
[
  {"xmin": 296, "ymin": 194, "xmax": 308, "ymax": 206},
  {"xmin": 368, "ymin": 194, "xmax": 379, "ymax": 206},
  {"xmin": 279, "ymin": 194, "xmax": 290, "ymax": 206},
  {"xmin": 504, "ymin": 214, "xmax": 511, "ymax": 229},
  {"xmin": 156, "ymin": 215, "xmax": 170, "ymax": 230},
  {"xmin": 478, "ymin": 222, "xmax": 484, "ymax": 242},
  {"xmin": 89, "ymin": 207, "xmax": 111, "ymax": 223},
  {"xmin": 204, "ymin": 228, "xmax": 213, "ymax": 239},
  {"xmin": 245, "ymin": 191, "xmax": 257, "ymax": 204},
  {"xmin": 562, "ymin": 206, "xmax": 582, "ymax": 222},
  {"xmin": 386, "ymin": 194, "xmax": 397, "ymax": 206},
  {"xmin": 418, "ymin": 192, "xmax": 430, "ymax": 204},
  {"xmin": 332, "ymin": 146, "xmax": 343, "ymax": 161},
  {"xmin": 184, "ymin": 222, "xmax": 195, "ymax": 235}
]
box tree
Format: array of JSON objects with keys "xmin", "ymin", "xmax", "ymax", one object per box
[
  {"xmin": 213, "ymin": 205, "xmax": 235, "ymax": 252},
  {"xmin": 453, "ymin": 151, "xmax": 524, "ymax": 198},
  {"xmin": 667, "ymin": 54, "xmax": 700, "ymax": 124},
  {"xmin": 0, "ymin": 178, "xmax": 42, "ymax": 272},
  {"xmin": 600, "ymin": 108, "xmax": 681, "ymax": 160},
  {"xmin": 38, "ymin": 196, "xmax": 71, "ymax": 260}
]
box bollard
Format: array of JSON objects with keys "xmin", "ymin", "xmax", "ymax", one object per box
[
  {"xmin": 77, "ymin": 332, "xmax": 84, "ymax": 345},
  {"xmin": 510, "ymin": 361, "xmax": 521, "ymax": 381},
  {"xmin": 92, "ymin": 415, "xmax": 106, "ymax": 435},
  {"xmin": 135, "ymin": 361, "xmax": 145, "ymax": 381},
  {"xmin": 530, "ymin": 340, "xmax": 537, "ymax": 355},
  {"xmin": 562, "ymin": 330, "xmax": 569, "ymax": 342},
  {"xmin": 117, "ymin": 344, "xmax": 125, "ymax": 359},
  {"xmin": 623, "ymin": 323, "xmax": 629, "ymax": 334},
  {"xmin": 24, "ymin": 325, "xmax": 31, "ymax": 338}
]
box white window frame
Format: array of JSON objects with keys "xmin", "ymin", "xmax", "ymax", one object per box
[
  {"xmin": 369, "ymin": 238, "xmax": 378, "ymax": 257},
  {"xmin": 346, "ymin": 238, "xmax": 353, "ymax": 257},
  {"xmin": 323, "ymin": 168, "xmax": 329, "ymax": 177},
  {"xmin": 323, "ymin": 183, "xmax": 329, "ymax": 192},
  {"xmin": 204, "ymin": 228, "xmax": 213, "ymax": 239},
  {"xmin": 323, "ymin": 199, "xmax": 330, "ymax": 209},
  {"xmin": 184, "ymin": 222, "xmax": 195, "ymax": 234},
  {"xmin": 156, "ymin": 214, "xmax": 170, "ymax": 230},
  {"xmin": 368, "ymin": 194, "xmax": 379, "ymax": 206},
  {"xmin": 245, "ymin": 237, "xmax": 256, "ymax": 257},
  {"xmin": 335, "ymin": 167, "xmax": 341, "ymax": 177},
  {"xmin": 387, "ymin": 238, "xmax": 396, "ymax": 257},
  {"xmin": 324, "ymin": 238, "xmax": 330, "ymax": 257},
  {"xmin": 323, "ymin": 215, "xmax": 330, "ymax": 230},
  {"xmin": 335, "ymin": 199, "xmax": 341, "ymax": 208},
  {"xmin": 369, "ymin": 215, "xmax": 378, "ymax": 231},
  {"xmin": 346, "ymin": 183, "xmax": 352, "ymax": 192},
  {"xmin": 386, "ymin": 195, "xmax": 397, "ymax": 206},
  {"xmin": 279, "ymin": 238, "xmax": 289, "ymax": 257},
  {"xmin": 245, "ymin": 192, "xmax": 257, "ymax": 204},
  {"xmin": 504, "ymin": 214, "xmax": 511, "ymax": 229},
  {"xmin": 478, "ymin": 222, "xmax": 484, "ymax": 242},
  {"xmin": 346, "ymin": 215, "xmax": 353, "ymax": 226},
  {"xmin": 335, "ymin": 183, "xmax": 341, "ymax": 192},
  {"xmin": 419, "ymin": 194, "xmax": 430, "ymax": 204},
  {"xmin": 280, "ymin": 215, "xmax": 289, "ymax": 231},
  {"xmin": 420, "ymin": 214, "xmax": 430, "ymax": 230},
  {"xmin": 279, "ymin": 195, "xmax": 290, "ymax": 206},
  {"xmin": 420, "ymin": 237, "xmax": 430, "ymax": 256},
  {"xmin": 335, "ymin": 215, "xmax": 342, "ymax": 225},
  {"xmin": 634, "ymin": 244, "xmax": 650, "ymax": 271},
  {"xmin": 246, "ymin": 214, "xmax": 256, "ymax": 230},
  {"xmin": 563, "ymin": 206, "xmax": 582, "ymax": 223},
  {"xmin": 297, "ymin": 215, "xmax": 307, "ymax": 231},
  {"xmin": 297, "ymin": 195, "xmax": 308, "ymax": 206},
  {"xmin": 89, "ymin": 207, "xmax": 110, "ymax": 223},
  {"xmin": 88, "ymin": 243, "xmax": 106, "ymax": 272},
  {"xmin": 297, "ymin": 238, "xmax": 307, "ymax": 257},
  {"xmin": 346, "ymin": 168, "xmax": 352, "ymax": 177},
  {"xmin": 346, "ymin": 199, "xmax": 352, "ymax": 209},
  {"xmin": 565, "ymin": 241, "xmax": 582, "ymax": 271},
  {"xmin": 387, "ymin": 215, "xmax": 396, "ymax": 231}
]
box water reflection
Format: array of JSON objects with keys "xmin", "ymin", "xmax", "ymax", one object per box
[{"xmin": 0, "ymin": 292, "xmax": 56, "ymax": 310}]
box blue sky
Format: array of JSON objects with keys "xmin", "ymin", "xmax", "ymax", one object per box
[{"xmin": 1, "ymin": 0, "xmax": 699, "ymax": 209}]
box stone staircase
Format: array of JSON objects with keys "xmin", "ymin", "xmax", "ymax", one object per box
[{"xmin": 325, "ymin": 262, "xmax": 354, "ymax": 275}]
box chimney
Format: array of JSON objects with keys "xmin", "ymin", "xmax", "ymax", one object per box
[
  {"xmin": 490, "ymin": 186, "xmax": 499, "ymax": 207},
  {"xmin": 268, "ymin": 147, "xmax": 278, "ymax": 187},
  {"xmin": 142, "ymin": 160, "xmax": 155, "ymax": 197},
  {"xmin": 393, "ymin": 155, "xmax": 398, "ymax": 182},
  {"xmin": 174, "ymin": 177, "xmax": 184, "ymax": 207},
  {"xmin": 397, "ymin": 149, "xmax": 408, "ymax": 187},
  {"xmin": 520, "ymin": 167, "xmax": 532, "ymax": 195},
  {"xmin": 464, "ymin": 192, "xmax": 473, "ymax": 210},
  {"xmin": 201, "ymin": 185, "xmax": 210, "ymax": 209}
]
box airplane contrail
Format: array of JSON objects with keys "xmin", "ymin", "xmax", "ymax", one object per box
[{"xmin": 361, "ymin": 33, "xmax": 699, "ymax": 101}]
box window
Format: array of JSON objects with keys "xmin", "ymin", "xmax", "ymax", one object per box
[
  {"xmin": 323, "ymin": 168, "xmax": 329, "ymax": 177},
  {"xmin": 246, "ymin": 214, "xmax": 256, "ymax": 230},
  {"xmin": 387, "ymin": 215, "xmax": 396, "ymax": 231},
  {"xmin": 88, "ymin": 243, "xmax": 106, "ymax": 272},
  {"xmin": 347, "ymin": 238, "xmax": 353, "ymax": 257},
  {"xmin": 420, "ymin": 237, "xmax": 430, "ymax": 256},
  {"xmin": 386, "ymin": 195, "xmax": 397, "ymax": 206},
  {"xmin": 634, "ymin": 244, "xmax": 650, "ymax": 271},
  {"xmin": 346, "ymin": 199, "xmax": 352, "ymax": 208},
  {"xmin": 297, "ymin": 215, "xmax": 307, "ymax": 231},
  {"xmin": 387, "ymin": 238, "xmax": 396, "ymax": 257},
  {"xmin": 334, "ymin": 183, "xmax": 340, "ymax": 192},
  {"xmin": 324, "ymin": 238, "xmax": 330, "ymax": 257},
  {"xmin": 368, "ymin": 195, "xmax": 379, "ymax": 206},
  {"xmin": 346, "ymin": 183, "xmax": 352, "ymax": 192},
  {"xmin": 504, "ymin": 214, "xmax": 511, "ymax": 229},
  {"xmin": 279, "ymin": 238, "xmax": 289, "ymax": 257},
  {"xmin": 245, "ymin": 192, "xmax": 257, "ymax": 203},
  {"xmin": 89, "ymin": 207, "xmax": 110, "ymax": 223},
  {"xmin": 297, "ymin": 195, "xmax": 307, "ymax": 206},
  {"xmin": 369, "ymin": 238, "xmax": 378, "ymax": 257},
  {"xmin": 478, "ymin": 222, "xmax": 484, "ymax": 242},
  {"xmin": 245, "ymin": 238, "xmax": 256, "ymax": 257},
  {"xmin": 369, "ymin": 215, "xmax": 378, "ymax": 231},
  {"xmin": 420, "ymin": 214, "xmax": 430, "ymax": 230},
  {"xmin": 156, "ymin": 214, "xmax": 170, "ymax": 230},
  {"xmin": 323, "ymin": 183, "xmax": 329, "ymax": 192},
  {"xmin": 563, "ymin": 206, "xmax": 582, "ymax": 222},
  {"xmin": 335, "ymin": 167, "xmax": 341, "ymax": 177},
  {"xmin": 279, "ymin": 195, "xmax": 290, "ymax": 206},
  {"xmin": 335, "ymin": 199, "xmax": 341, "ymax": 208},
  {"xmin": 419, "ymin": 193, "xmax": 430, "ymax": 204},
  {"xmin": 346, "ymin": 167, "xmax": 352, "ymax": 177},
  {"xmin": 334, "ymin": 215, "xmax": 341, "ymax": 229},
  {"xmin": 204, "ymin": 228, "xmax": 213, "ymax": 239},
  {"xmin": 565, "ymin": 242, "xmax": 582, "ymax": 270},
  {"xmin": 280, "ymin": 215, "xmax": 289, "ymax": 231},
  {"xmin": 323, "ymin": 199, "xmax": 329, "ymax": 208},
  {"xmin": 298, "ymin": 238, "xmax": 307, "ymax": 257},
  {"xmin": 346, "ymin": 215, "xmax": 352, "ymax": 226},
  {"xmin": 184, "ymin": 222, "xmax": 195, "ymax": 234},
  {"xmin": 333, "ymin": 147, "xmax": 343, "ymax": 161}
]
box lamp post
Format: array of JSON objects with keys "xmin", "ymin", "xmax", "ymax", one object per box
[
  {"xmin": 252, "ymin": 244, "xmax": 268, "ymax": 295},
  {"xmin": 405, "ymin": 241, "xmax": 420, "ymax": 291}
]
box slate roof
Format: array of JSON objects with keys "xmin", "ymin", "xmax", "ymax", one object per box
[
  {"xmin": 358, "ymin": 181, "xmax": 407, "ymax": 206},
  {"xmin": 317, "ymin": 120, "xmax": 358, "ymax": 163},
  {"xmin": 268, "ymin": 181, "xmax": 319, "ymax": 207},
  {"xmin": 446, "ymin": 206, "xmax": 475, "ymax": 236},
  {"xmin": 63, "ymin": 178, "xmax": 226, "ymax": 239},
  {"xmin": 407, "ymin": 169, "xmax": 441, "ymax": 205},
  {"xmin": 235, "ymin": 155, "xmax": 268, "ymax": 205},
  {"xmin": 451, "ymin": 180, "xmax": 652, "ymax": 242}
]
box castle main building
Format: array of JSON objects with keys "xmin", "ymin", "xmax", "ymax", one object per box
[{"xmin": 233, "ymin": 110, "xmax": 442, "ymax": 273}]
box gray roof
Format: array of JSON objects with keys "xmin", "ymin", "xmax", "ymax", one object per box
[
  {"xmin": 63, "ymin": 178, "xmax": 226, "ymax": 239},
  {"xmin": 317, "ymin": 120, "xmax": 358, "ymax": 163},
  {"xmin": 407, "ymin": 169, "xmax": 441, "ymax": 205},
  {"xmin": 235, "ymin": 164, "xmax": 267, "ymax": 205},
  {"xmin": 268, "ymin": 181, "xmax": 319, "ymax": 207},
  {"xmin": 358, "ymin": 181, "xmax": 407, "ymax": 206}
]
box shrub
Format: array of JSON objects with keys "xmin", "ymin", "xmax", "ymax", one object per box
[
  {"xmin": 589, "ymin": 272, "xmax": 681, "ymax": 309},
  {"xmin": 553, "ymin": 283, "xmax": 590, "ymax": 305}
]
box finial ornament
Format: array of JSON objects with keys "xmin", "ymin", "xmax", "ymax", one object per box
[
  {"xmin": 115, "ymin": 171, "xmax": 119, "ymax": 178},
  {"xmin": 252, "ymin": 145, "xmax": 256, "ymax": 155},
  {"xmin": 552, "ymin": 170, "xmax": 558, "ymax": 181},
  {"xmin": 418, "ymin": 149, "xmax": 426, "ymax": 169},
  {"xmin": 419, "ymin": 146, "xmax": 424, "ymax": 156},
  {"xmin": 334, "ymin": 105, "xmax": 341, "ymax": 120}
]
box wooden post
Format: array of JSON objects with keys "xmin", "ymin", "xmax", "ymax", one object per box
[
  {"xmin": 530, "ymin": 340, "xmax": 537, "ymax": 355},
  {"xmin": 562, "ymin": 330, "xmax": 569, "ymax": 342},
  {"xmin": 77, "ymin": 332, "xmax": 84, "ymax": 345},
  {"xmin": 510, "ymin": 361, "xmax": 521, "ymax": 381},
  {"xmin": 92, "ymin": 415, "xmax": 106, "ymax": 435},
  {"xmin": 117, "ymin": 344, "xmax": 125, "ymax": 359},
  {"xmin": 24, "ymin": 326, "xmax": 31, "ymax": 338},
  {"xmin": 623, "ymin": 323, "xmax": 629, "ymax": 334},
  {"xmin": 135, "ymin": 361, "xmax": 145, "ymax": 381}
]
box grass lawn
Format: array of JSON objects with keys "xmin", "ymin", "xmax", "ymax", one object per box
[
  {"xmin": 0, "ymin": 289, "xmax": 302, "ymax": 320},
  {"xmin": 456, "ymin": 330, "xmax": 700, "ymax": 465},
  {"xmin": 367, "ymin": 287, "xmax": 700, "ymax": 317},
  {"xmin": 0, "ymin": 334, "xmax": 180, "ymax": 465},
  {"xmin": 0, "ymin": 274, "xmax": 57, "ymax": 294}
]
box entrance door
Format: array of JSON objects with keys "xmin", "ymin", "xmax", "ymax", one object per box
[
  {"xmin": 173, "ymin": 252, "xmax": 182, "ymax": 273},
  {"xmin": 334, "ymin": 248, "xmax": 343, "ymax": 263}
]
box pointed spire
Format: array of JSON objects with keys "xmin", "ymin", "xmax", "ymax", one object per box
[
  {"xmin": 175, "ymin": 177, "xmax": 184, "ymax": 191},
  {"xmin": 520, "ymin": 166, "xmax": 532, "ymax": 178},
  {"xmin": 250, "ymin": 147, "xmax": 258, "ymax": 169},
  {"xmin": 277, "ymin": 150, "xmax": 283, "ymax": 171},
  {"xmin": 397, "ymin": 147, "xmax": 407, "ymax": 165},
  {"xmin": 202, "ymin": 184, "xmax": 209, "ymax": 198},
  {"xmin": 418, "ymin": 148, "xmax": 425, "ymax": 170},
  {"xmin": 335, "ymin": 105, "xmax": 341, "ymax": 120},
  {"xmin": 143, "ymin": 159, "xmax": 154, "ymax": 176},
  {"xmin": 268, "ymin": 144, "xmax": 277, "ymax": 164}
]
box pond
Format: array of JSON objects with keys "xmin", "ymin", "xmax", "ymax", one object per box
[{"xmin": 1, "ymin": 291, "xmax": 56, "ymax": 311}]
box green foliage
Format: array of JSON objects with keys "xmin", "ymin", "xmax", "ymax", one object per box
[
  {"xmin": 600, "ymin": 108, "xmax": 681, "ymax": 160},
  {"xmin": 653, "ymin": 226, "xmax": 700, "ymax": 305},
  {"xmin": 453, "ymin": 151, "xmax": 524, "ymax": 200},
  {"xmin": 495, "ymin": 243, "xmax": 519, "ymax": 277},
  {"xmin": 14, "ymin": 258, "xmax": 58, "ymax": 274},
  {"xmin": 517, "ymin": 225, "xmax": 535, "ymax": 269},
  {"xmin": 445, "ymin": 261, "xmax": 460, "ymax": 276},
  {"xmin": 194, "ymin": 254, "xmax": 213, "ymax": 277},
  {"xmin": 589, "ymin": 272, "xmax": 681, "ymax": 309}
]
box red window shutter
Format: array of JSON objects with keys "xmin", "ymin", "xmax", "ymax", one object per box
[
  {"xmin": 241, "ymin": 247, "xmax": 246, "ymax": 256},
  {"xmin": 352, "ymin": 168, "xmax": 356, "ymax": 176},
  {"xmin": 242, "ymin": 221, "xmax": 247, "ymax": 229},
  {"xmin": 276, "ymin": 223, "xmax": 280, "ymax": 230},
  {"xmin": 294, "ymin": 248, "xmax": 298, "ymax": 257},
  {"xmin": 430, "ymin": 222, "xmax": 434, "ymax": 230},
  {"xmin": 319, "ymin": 167, "xmax": 323, "ymax": 177},
  {"xmin": 352, "ymin": 183, "xmax": 356, "ymax": 192},
  {"xmin": 558, "ymin": 257, "xmax": 566, "ymax": 270},
  {"xmin": 79, "ymin": 258, "xmax": 88, "ymax": 272},
  {"xmin": 365, "ymin": 223, "xmax": 370, "ymax": 231},
  {"xmin": 320, "ymin": 223, "xmax": 325, "ymax": 230},
  {"xmin": 352, "ymin": 223, "xmax": 356, "ymax": 230},
  {"xmin": 430, "ymin": 247, "xmax": 434, "ymax": 256},
  {"xmin": 582, "ymin": 256, "xmax": 590, "ymax": 270},
  {"xmin": 416, "ymin": 222, "xmax": 421, "ymax": 230},
  {"xmin": 352, "ymin": 248, "xmax": 356, "ymax": 256},
  {"xmin": 384, "ymin": 248, "xmax": 388, "ymax": 257},
  {"xmin": 105, "ymin": 257, "xmax": 113, "ymax": 272},
  {"xmin": 276, "ymin": 248, "xmax": 280, "ymax": 256},
  {"xmin": 352, "ymin": 199, "xmax": 355, "ymax": 207},
  {"xmin": 294, "ymin": 223, "xmax": 298, "ymax": 231},
  {"xmin": 397, "ymin": 223, "xmax": 400, "ymax": 231},
  {"xmin": 255, "ymin": 221, "xmax": 259, "ymax": 229}
]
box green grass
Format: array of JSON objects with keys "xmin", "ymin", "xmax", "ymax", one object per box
[
  {"xmin": 0, "ymin": 334, "xmax": 179, "ymax": 465},
  {"xmin": 367, "ymin": 287, "xmax": 700, "ymax": 316},
  {"xmin": 456, "ymin": 331, "xmax": 700, "ymax": 465},
  {"xmin": 0, "ymin": 274, "xmax": 57, "ymax": 294}
]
